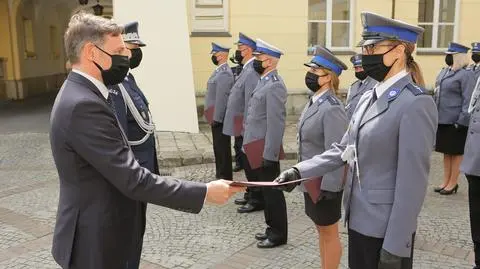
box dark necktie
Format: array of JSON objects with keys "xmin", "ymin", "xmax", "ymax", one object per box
[
  {"xmin": 369, "ymin": 90, "xmax": 378, "ymax": 107},
  {"xmin": 308, "ymin": 98, "xmax": 313, "ymax": 108},
  {"xmin": 106, "ymin": 94, "xmax": 117, "ymax": 115}
]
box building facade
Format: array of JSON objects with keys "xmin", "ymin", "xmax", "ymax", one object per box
[
  {"xmin": 188, "ymin": 0, "xmax": 479, "ymax": 96},
  {"xmin": 0, "ymin": 0, "xmax": 478, "ymax": 130}
]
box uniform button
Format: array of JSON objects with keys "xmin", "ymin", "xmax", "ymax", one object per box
[
  {"xmin": 406, "ymin": 242, "xmax": 411, "ymax": 248},
  {"xmin": 471, "ymin": 131, "xmax": 474, "ymax": 135}
]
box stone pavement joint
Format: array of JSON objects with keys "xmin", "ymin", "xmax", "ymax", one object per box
[
  {"xmin": 0, "ymin": 234, "xmax": 53, "ymax": 263},
  {"xmin": 0, "ymin": 181, "xmax": 53, "ymax": 199},
  {"xmin": 0, "ymin": 207, "xmax": 52, "ymax": 238}
]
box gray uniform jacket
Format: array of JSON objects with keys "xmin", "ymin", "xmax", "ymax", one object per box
[
  {"xmin": 297, "ymin": 90, "xmax": 348, "ymax": 192},
  {"xmin": 243, "ymin": 70, "xmax": 287, "ymax": 162},
  {"xmin": 462, "ymin": 75, "xmax": 480, "ymax": 176},
  {"xmin": 345, "ymin": 77, "xmax": 377, "ymax": 120},
  {"xmin": 434, "ymin": 67, "xmax": 475, "ymax": 126},
  {"xmin": 294, "ymin": 75, "xmax": 438, "ymax": 257},
  {"xmin": 204, "ymin": 63, "xmax": 234, "ymax": 123},
  {"xmin": 223, "ymin": 60, "xmax": 260, "ymax": 136},
  {"xmin": 49, "ymin": 72, "xmax": 206, "ymax": 269}
]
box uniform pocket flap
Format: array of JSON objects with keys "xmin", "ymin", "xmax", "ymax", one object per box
[{"xmin": 367, "ymin": 189, "xmax": 395, "ymax": 204}]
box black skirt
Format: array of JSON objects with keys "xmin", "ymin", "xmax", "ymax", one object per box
[
  {"xmin": 435, "ymin": 124, "xmax": 468, "ymax": 155},
  {"xmin": 304, "ymin": 191, "xmax": 342, "ymax": 226}
]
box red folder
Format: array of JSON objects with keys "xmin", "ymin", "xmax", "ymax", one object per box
[
  {"xmin": 228, "ymin": 176, "xmax": 322, "ymax": 204},
  {"xmin": 233, "ymin": 115, "xmax": 244, "ymax": 136},
  {"xmin": 204, "ymin": 106, "xmax": 214, "ymax": 125},
  {"xmin": 243, "ymin": 139, "xmax": 285, "ymax": 169},
  {"xmin": 303, "ymin": 177, "xmax": 323, "ymax": 204}
]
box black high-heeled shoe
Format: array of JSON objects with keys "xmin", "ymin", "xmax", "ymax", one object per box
[
  {"xmin": 434, "ymin": 186, "xmax": 445, "ymax": 192},
  {"xmin": 439, "ymin": 184, "xmax": 459, "ymax": 195}
]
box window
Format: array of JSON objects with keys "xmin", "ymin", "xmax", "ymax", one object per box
[
  {"xmin": 308, "ymin": 0, "xmax": 354, "ymax": 50},
  {"xmin": 49, "ymin": 26, "xmax": 60, "ymax": 59},
  {"xmin": 418, "ymin": 0, "xmax": 459, "ymax": 50},
  {"xmin": 23, "ymin": 18, "xmax": 36, "ymax": 58},
  {"xmin": 191, "ymin": 0, "xmax": 229, "ymax": 34}
]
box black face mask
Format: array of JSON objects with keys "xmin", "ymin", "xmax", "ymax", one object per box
[
  {"xmin": 211, "ymin": 55, "xmax": 219, "ymax": 66},
  {"xmin": 234, "ymin": 50, "xmax": 244, "ymax": 64},
  {"xmin": 129, "ymin": 48, "xmax": 143, "ymax": 69},
  {"xmin": 472, "ymin": 54, "xmax": 480, "ymax": 64},
  {"xmin": 253, "ymin": 59, "xmax": 266, "ymax": 75},
  {"xmin": 445, "ymin": 54, "xmax": 454, "ymax": 66},
  {"xmin": 93, "ymin": 45, "xmax": 130, "ymax": 86},
  {"xmin": 305, "ymin": 72, "xmax": 329, "ymax": 92},
  {"xmin": 355, "ymin": 71, "xmax": 368, "ymax": 81},
  {"xmin": 362, "ymin": 46, "xmax": 398, "ymax": 82}
]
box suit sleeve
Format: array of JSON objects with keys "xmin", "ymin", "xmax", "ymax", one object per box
[
  {"xmin": 457, "ymin": 70, "xmax": 476, "ymax": 126},
  {"xmin": 320, "ymin": 105, "xmax": 348, "ymax": 191},
  {"xmin": 383, "ymin": 96, "xmax": 438, "ymax": 257},
  {"xmin": 263, "ymin": 83, "xmax": 287, "ymax": 161},
  {"xmin": 213, "ymin": 71, "xmax": 234, "ymax": 123},
  {"xmin": 68, "ymin": 100, "xmax": 207, "ymax": 213}
]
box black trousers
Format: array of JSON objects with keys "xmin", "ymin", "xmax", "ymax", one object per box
[
  {"xmin": 211, "ymin": 124, "xmax": 232, "ymax": 180},
  {"xmin": 467, "ymin": 175, "xmax": 480, "ymax": 267},
  {"xmin": 241, "ymin": 152, "xmax": 264, "ymax": 205},
  {"xmin": 348, "ymin": 229, "xmax": 414, "ymax": 269},
  {"xmin": 256, "ymin": 162, "xmax": 287, "ymax": 242},
  {"xmin": 234, "ymin": 136, "xmax": 243, "ymax": 167}
]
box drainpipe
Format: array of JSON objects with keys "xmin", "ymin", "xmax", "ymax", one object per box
[
  {"xmin": 392, "ymin": 0, "xmax": 396, "ymax": 19},
  {"xmin": 7, "ymin": 1, "xmax": 19, "ymax": 100}
]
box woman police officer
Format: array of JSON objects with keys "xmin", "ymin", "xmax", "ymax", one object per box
[
  {"xmin": 275, "ymin": 12, "xmax": 438, "ymax": 269},
  {"xmin": 298, "ymin": 45, "xmax": 348, "ymax": 269}
]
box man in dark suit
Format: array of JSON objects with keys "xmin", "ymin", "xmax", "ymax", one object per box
[{"xmin": 50, "ymin": 12, "xmax": 243, "ymax": 269}]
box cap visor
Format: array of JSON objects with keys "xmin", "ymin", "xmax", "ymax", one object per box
[
  {"xmin": 252, "ymin": 51, "xmax": 263, "ymax": 55},
  {"xmin": 356, "ymin": 39, "xmax": 383, "ymax": 47},
  {"xmin": 444, "ymin": 51, "xmax": 458, "ymax": 55},
  {"xmin": 304, "ymin": 63, "xmax": 320, "ymax": 68}
]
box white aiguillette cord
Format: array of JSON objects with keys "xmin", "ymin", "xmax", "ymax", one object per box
[{"xmin": 118, "ymin": 83, "xmax": 156, "ymax": 146}]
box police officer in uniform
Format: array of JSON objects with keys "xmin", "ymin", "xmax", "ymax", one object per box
[
  {"xmin": 205, "ymin": 43, "xmax": 234, "ymax": 181},
  {"xmin": 243, "ymin": 39, "xmax": 288, "ymax": 248},
  {"xmin": 222, "ymin": 33, "xmax": 263, "ymax": 212},
  {"xmin": 108, "ymin": 21, "xmax": 158, "ymax": 269},
  {"xmin": 433, "ymin": 42, "xmax": 475, "ymax": 195},
  {"xmin": 276, "ymin": 12, "xmax": 438, "ymax": 269},
  {"xmin": 345, "ymin": 54, "xmax": 377, "ymax": 120},
  {"xmin": 298, "ymin": 45, "xmax": 348, "ymax": 269},
  {"xmin": 471, "ymin": 43, "xmax": 480, "ymax": 79}
]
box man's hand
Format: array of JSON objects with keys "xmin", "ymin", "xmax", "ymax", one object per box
[
  {"xmin": 273, "ymin": 168, "xmax": 301, "ymax": 192},
  {"xmin": 378, "ymin": 248, "xmax": 402, "ymax": 269},
  {"xmin": 205, "ymin": 180, "xmax": 246, "ymax": 205}
]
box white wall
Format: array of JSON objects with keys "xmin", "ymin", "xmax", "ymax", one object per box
[{"xmin": 113, "ymin": 0, "xmax": 199, "ymax": 133}]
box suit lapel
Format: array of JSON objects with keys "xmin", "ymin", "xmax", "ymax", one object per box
[
  {"xmin": 68, "ymin": 72, "xmax": 105, "ymax": 101},
  {"xmin": 359, "ymin": 75, "xmax": 412, "ymax": 129}
]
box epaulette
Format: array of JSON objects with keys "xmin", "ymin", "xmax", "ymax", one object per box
[
  {"xmin": 326, "ymin": 95, "xmax": 340, "ymax": 105},
  {"xmin": 406, "ymin": 83, "xmax": 427, "ymax": 96},
  {"xmin": 465, "ymin": 64, "xmax": 474, "ymax": 71}
]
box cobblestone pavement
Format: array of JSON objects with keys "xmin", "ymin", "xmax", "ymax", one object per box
[{"xmin": 0, "ymin": 99, "xmax": 477, "ymax": 268}]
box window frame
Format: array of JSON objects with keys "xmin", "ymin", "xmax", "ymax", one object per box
[
  {"xmin": 190, "ymin": 0, "xmax": 230, "ymax": 35},
  {"xmin": 307, "ymin": 0, "xmax": 355, "ymax": 52},
  {"xmin": 417, "ymin": 0, "xmax": 460, "ymax": 52}
]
